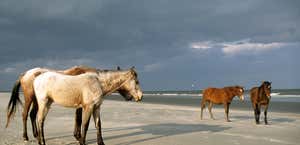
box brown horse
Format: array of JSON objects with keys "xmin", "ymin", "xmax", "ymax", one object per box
[
  {"xmin": 250, "ymin": 81, "xmax": 272, "ymax": 124},
  {"xmin": 200, "ymin": 86, "xmax": 245, "ymax": 122},
  {"xmin": 6, "ymin": 65, "xmax": 136, "ymax": 141}
]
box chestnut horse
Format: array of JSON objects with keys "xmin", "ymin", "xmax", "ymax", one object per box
[
  {"xmin": 250, "ymin": 81, "xmax": 272, "ymax": 124},
  {"xmin": 6, "ymin": 66, "xmax": 137, "ymax": 141},
  {"xmin": 33, "ymin": 68, "xmax": 142, "ymax": 145},
  {"xmin": 200, "ymin": 86, "xmax": 244, "ymax": 122}
]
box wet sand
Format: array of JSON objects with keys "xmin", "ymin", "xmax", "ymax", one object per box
[{"xmin": 1, "ymin": 92, "xmax": 300, "ymax": 145}]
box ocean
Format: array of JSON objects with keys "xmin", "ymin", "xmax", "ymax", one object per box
[{"xmin": 107, "ymin": 89, "xmax": 300, "ymax": 114}]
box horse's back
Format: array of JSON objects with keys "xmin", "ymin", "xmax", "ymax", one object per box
[
  {"xmin": 34, "ymin": 72, "xmax": 102, "ymax": 107},
  {"xmin": 35, "ymin": 72, "xmax": 99, "ymax": 92},
  {"xmin": 63, "ymin": 65, "xmax": 97, "ymax": 75},
  {"xmin": 22, "ymin": 67, "xmax": 49, "ymax": 81},
  {"xmin": 21, "ymin": 67, "xmax": 50, "ymax": 95},
  {"xmin": 203, "ymin": 88, "xmax": 225, "ymax": 103}
]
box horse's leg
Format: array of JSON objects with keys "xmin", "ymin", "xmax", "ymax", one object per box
[
  {"xmin": 263, "ymin": 105, "xmax": 269, "ymax": 125},
  {"xmin": 93, "ymin": 106, "xmax": 105, "ymax": 145},
  {"xmin": 252, "ymin": 103, "xmax": 257, "ymax": 124},
  {"xmin": 74, "ymin": 108, "xmax": 82, "ymax": 141},
  {"xmin": 255, "ymin": 104, "xmax": 261, "ymax": 124},
  {"xmin": 224, "ymin": 103, "xmax": 231, "ymax": 122},
  {"xmin": 80, "ymin": 106, "xmax": 92, "ymax": 145},
  {"xmin": 200, "ymin": 100, "xmax": 206, "ymax": 120},
  {"xmin": 22, "ymin": 94, "xmax": 33, "ymax": 141},
  {"xmin": 37, "ymin": 101, "xmax": 51, "ymax": 145},
  {"xmin": 29, "ymin": 97, "xmax": 38, "ymax": 138},
  {"xmin": 208, "ymin": 101, "xmax": 215, "ymax": 120}
]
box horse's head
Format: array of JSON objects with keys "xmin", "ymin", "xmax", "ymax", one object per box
[
  {"xmin": 117, "ymin": 67, "xmax": 143, "ymax": 102},
  {"xmin": 235, "ymin": 86, "xmax": 245, "ymax": 101},
  {"xmin": 261, "ymin": 81, "xmax": 272, "ymax": 99}
]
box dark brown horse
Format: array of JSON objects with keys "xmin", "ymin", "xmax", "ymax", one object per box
[
  {"xmin": 200, "ymin": 86, "xmax": 245, "ymax": 122},
  {"xmin": 250, "ymin": 81, "xmax": 272, "ymax": 124}
]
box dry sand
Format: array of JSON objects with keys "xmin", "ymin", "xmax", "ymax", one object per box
[{"xmin": 1, "ymin": 92, "xmax": 300, "ymax": 145}]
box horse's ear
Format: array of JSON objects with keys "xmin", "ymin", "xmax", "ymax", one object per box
[
  {"xmin": 130, "ymin": 66, "xmax": 136, "ymax": 71},
  {"xmin": 117, "ymin": 66, "xmax": 121, "ymax": 70},
  {"xmin": 130, "ymin": 66, "xmax": 137, "ymax": 76}
]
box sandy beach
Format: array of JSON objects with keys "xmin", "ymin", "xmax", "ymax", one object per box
[{"xmin": 1, "ymin": 92, "xmax": 300, "ymax": 145}]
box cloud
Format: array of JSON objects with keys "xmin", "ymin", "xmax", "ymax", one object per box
[
  {"xmin": 190, "ymin": 39, "xmax": 293, "ymax": 55},
  {"xmin": 0, "ymin": 0, "xmax": 103, "ymax": 20},
  {"xmin": 222, "ymin": 41, "xmax": 286, "ymax": 55},
  {"xmin": 189, "ymin": 41, "xmax": 214, "ymax": 50},
  {"xmin": 143, "ymin": 63, "xmax": 164, "ymax": 72},
  {"xmin": 0, "ymin": 67, "xmax": 16, "ymax": 74}
]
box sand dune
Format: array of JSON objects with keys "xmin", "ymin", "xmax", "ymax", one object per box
[{"xmin": 1, "ymin": 92, "xmax": 300, "ymax": 145}]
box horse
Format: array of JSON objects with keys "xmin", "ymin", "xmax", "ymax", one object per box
[
  {"xmin": 250, "ymin": 81, "xmax": 272, "ymax": 125},
  {"xmin": 200, "ymin": 86, "xmax": 244, "ymax": 122},
  {"xmin": 6, "ymin": 65, "xmax": 138, "ymax": 142},
  {"xmin": 33, "ymin": 67, "xmax": 142, "ymax": 145}
]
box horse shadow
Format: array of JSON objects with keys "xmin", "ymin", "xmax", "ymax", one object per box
[
  {"xmin": 231, "ymin": 115, "xmax": 296, "ymax": 124},
  {"xmin": 271, "ymin": 117, "xmax": 295, "ymax": 123},
  {"xmin": 85, "ymin": 123, "xmax": 231, "ymax": 145}
]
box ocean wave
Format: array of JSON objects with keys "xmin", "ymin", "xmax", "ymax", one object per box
[
  {"xmin": 271, "ymin": 93, "xmax": 281, "ymax": 96},
  {"xmin": 271, "ymin": 94, "xmax": 300, "ymax": 98}
]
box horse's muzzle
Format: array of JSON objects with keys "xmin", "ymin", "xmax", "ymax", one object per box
[
  {"xmin": 240, "ymin": 95, "xmax": 245, "ymax": 102},
  {"xmin": 135, "ymin": 96, "xmax": 143, "ymax": 102}
]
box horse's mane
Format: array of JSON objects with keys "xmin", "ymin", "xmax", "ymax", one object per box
[
  {"xmin": 258, "ymin": 81, "xmax": 271, "ymax": 95},
  {"xmin": 259, "ymin": 81, "xmax": 271, "ymax": 88}
]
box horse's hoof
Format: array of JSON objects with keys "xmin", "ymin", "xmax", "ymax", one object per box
[
  {"xmin": 74, "ymin": 134, "xmax": 81, "ymax": 141},
  {"xmin": 33, "ymin": 132, "xmax": 38, "ymax": 138},
  {"xmin": 33, "ymin": 134, "xmax": 38, "ymax": 138},
  {"xmin": 98, "ymin": 142, "xmax": 105, "ymax": 145},
  {"xmin": 23, "ymin": 137, "xmax": 29, "ymax": 142},
  {"xmin": 79, "ymin": 140, "xmax": 86, "ymax": 145},
  {"xmin": 226, "ymin": 120, "xmax": 232, "ymax": 122}
]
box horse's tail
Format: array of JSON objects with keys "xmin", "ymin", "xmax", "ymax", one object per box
[{"xmin": 6, "ymin": 74, "xmax": 23, "ymax": 128}]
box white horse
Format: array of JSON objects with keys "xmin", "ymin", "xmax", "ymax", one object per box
[
  {"xmin": 6, "ymin": 66, "xmax": 140, "ymax": 142},
  {"xmin": 33, "ymin": 67, "xmax": 142, "ymax": 145}
]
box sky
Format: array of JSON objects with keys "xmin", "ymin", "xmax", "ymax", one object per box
[{"xmin": 0, "ymin": 0, "xmax": 299, "ymax": 91}]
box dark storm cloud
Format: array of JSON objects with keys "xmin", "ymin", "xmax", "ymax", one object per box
[{"xmin": 0, "ymin": 0, "xmax": 299, "ymax": 90}]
